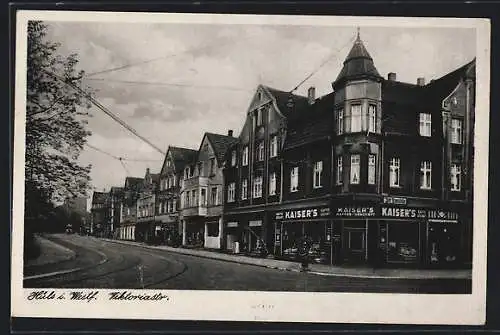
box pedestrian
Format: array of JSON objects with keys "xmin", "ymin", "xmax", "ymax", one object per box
[{"xmin": 299, "ymin": 235, "xmax": 312, "ymax": 272}]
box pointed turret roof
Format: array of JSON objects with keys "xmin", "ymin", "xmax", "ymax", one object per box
[{"xmin": 333, "ymin": 29, "xmax": 382, "ymax": 88}]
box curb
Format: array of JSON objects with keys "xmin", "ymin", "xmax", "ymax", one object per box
[
  {"xmin": 24, "ymin": 238, "xmax": 109, "ymax": 282},
  {"xmin": 102, "ymin": 238, "xmax": 471, "ymax": 280},
  {"xmin": 24, "ymin": 235, "xmax": 77, "ymax": 269}
]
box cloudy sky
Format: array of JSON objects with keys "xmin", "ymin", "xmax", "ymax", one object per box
[{"xmin": 43, "ymin": 18, "xmax": 475, "ymax": 199}]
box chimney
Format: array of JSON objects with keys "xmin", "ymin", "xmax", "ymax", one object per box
[
  {"xmin": 388, "ymin": 72, "xmax": 397, "ymax": 81},
  {"xmin": 307, "ymin": 86, "xmax": 316, "ymax": 104},
  {"xmin": 146, "ymin": 167, "xmax": 150, "ymax": 174},
  {"xmin": 228, "ymin": 129, "xmax": 233, "ymax": 137},
  {"xmin": 417, "ymin": 77, "xmax": 426, "ymax": 86}
]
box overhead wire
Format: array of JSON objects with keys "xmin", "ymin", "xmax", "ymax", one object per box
[
  {"xmin": 41, "ymin": 68, "xmax": 166, "ymax": 155},
  {"xmin": 290, "ymin": 34, "xmax": 356, "ymax": 93}
]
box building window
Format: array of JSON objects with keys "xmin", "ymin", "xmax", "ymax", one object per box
[
  {"xmin": 451, "ymin": 118, "xmax": 463, "ymax": 144},
  {"xmin": 210, "ymin": 158, "xmax": 216, "ymax": 175},
  {"xmin": 351, "ymin": 104, "xmax": 362, "ymax": 133},
  {"xmin": 211, "ymin": 187, "xmax": 218, "ymax": 205},
  {"xmin": 191, "ymin": 190, "xmax": 197, "ymax": 206},
  {"xmin": 389, "ymin": 158, "xmax": 400, "ymax": 187},
  {"xmin": 207, "ymin": 222, "xmax": 219, "ymax": 237},
  {"xmin": 241, "ymin": 179, "xmax": 248, "ymax": 200},
  {"xmin": 368, "ymin": 104, "xmax": 377, "ymax": 133},
  {"xmin": 242, "ymin": 146, "xmax": 249, "ymax": 166},
  {"xmin": 198, "ymin": 162, "xmax": 203, "ymax": 176},
  {"xmin": 173, "ymin": 199, "xmax": 177, "ymax": 211},
  {"xmin": 227, "ymin": 183, "xmax": 235, "ymax": 203},
  {"xmin": 336, "ymin": 156, "xmax": 343, "ymax": 185},
  {"xmin": 313, "ymin": 161, "xmax": 323, "ymax": 188},
  {"xmin": 200, "ymin": 188, "xmax": 207, "ymax": 206},
  {"xmin": 253, "ymin": 176, "xmax": 263, "ymax": 198},
  {"xmin": 269, "ymin": 172, "xmax": 277, "ymax": 195},
  {"xmin": 336, "ymin": 109, "xmax": 344, "ymax": 135},
  {"xmin": 420, "ymin": 161, "xmax": 432, "ymax": 189},
  {"xmin": 350, "ymin": 155, "xmax": 360, "ymax": 184},
  {"xmin": 231, "ymin": 150, "xmax": 237, "ymax": 166},
  {"xmin": 256, "ymin": 108, "xmax": 263, "ymax": 126},
  {"xmin": 290, "ymin": 166, "xmax": 299, "ymax": 192},
  {"xmin": 450, "ymin": 164, "xmax": 461, "ymax": 191},
  {"xmin": 184, "ymin": 167, "xmax": 190, "ymax": 180},
  {"xmin": 172, "ymin": 175, "xmax": 176, "ymax": 187},
  {"xmin": 419, "ymin": 113, "xmax": 432, "ymax": 137},
  {"xmin": 185, "ymin": 191, "xmax": 190, "ymax": 208},
  {"xmin": 257, "ymin": 141, "xmax": 264, "ymax": 161},
  {"xmin": 368, "ymin": 154, "xmax": 376, "ymax": 185},
  {"xmin": 270, "ymin": 135, "xmax": 278, "ymax": 158}
]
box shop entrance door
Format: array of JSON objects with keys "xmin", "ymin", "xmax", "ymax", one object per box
[{"xmin": 343, "ymin": 228, "xmax": 366, "ymax": 263}]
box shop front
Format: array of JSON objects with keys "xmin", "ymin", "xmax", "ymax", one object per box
[
  {"xmin": 272, "ymin": 206, "xmax": 333, "ymax": 265},
  {"xmin": 223, "ymin": 211, "xmax": 268, "ymax": 256},
  {"xmin": 183, "ymin": 218, "xmax": 205, "ymax": 248}
]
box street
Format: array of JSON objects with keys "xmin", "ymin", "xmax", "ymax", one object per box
[{"xmin": 24, "ymin": 234, "xmax": 471, "ymax": 293}]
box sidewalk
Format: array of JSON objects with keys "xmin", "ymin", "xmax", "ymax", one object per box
[
  {"xmin": 24, "ymin": 235, "xmax": 76, "ymax": 268},
  {"xmin": 103, "ymin": 238, "xmax": 472, "ymax": 280}
]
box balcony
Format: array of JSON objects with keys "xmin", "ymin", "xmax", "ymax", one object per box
[
  {"xmin": 182, "ymin": 175, "xmax": 209, "ymax": 189},
  {"xmin": 181, "ymin": 204, "xmax": 208, "ymax": 218}
]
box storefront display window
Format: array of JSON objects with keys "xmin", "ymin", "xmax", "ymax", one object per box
[{"xmin": 387, "ymin": 222, "xmax": 420, "ymax": 263}]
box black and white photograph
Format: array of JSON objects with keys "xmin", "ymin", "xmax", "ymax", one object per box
[{"xmin": 11, "ymin": 11, "xmax": 489, "ymax": 324}]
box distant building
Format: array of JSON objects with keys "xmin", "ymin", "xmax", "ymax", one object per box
[
  {"xmin": 136, "ymin": 168, "xmax": 160, "ymax": 243},
  {"xmin": 180, "ymin": 131, "xmax": 238, "ymax": 249},
  {"xmin": 109, "ymin": 186, "xmax": 124, "ymax": 238},
  {"xmin": 90, "ymin": 191, "xmax": 110, "ymax": 237},
  {"xmin": 117, "ymin": 177, "xmax": 143, "ymax": 241},
  {"xmin": 156, "ymin": 146, "xmax": 198, "ymax": 246}
]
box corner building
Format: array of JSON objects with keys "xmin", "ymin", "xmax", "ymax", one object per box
[{"xmin": 223, "ymin": 32, "xmax": 475, "ymax": 268}]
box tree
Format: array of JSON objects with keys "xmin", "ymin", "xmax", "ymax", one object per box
[{"xmin": 25, "ymin": 21, "xmax": 93, "ymax": 206}]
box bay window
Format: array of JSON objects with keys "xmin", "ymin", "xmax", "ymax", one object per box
[
  {"xmin": 368, "ymin": 104, "xmax": 377, "ymax": 133},
  {"xmin": 351, "ymin": 104, "xmax": 362, "ymax": 132},
  {"xmin": 451, "ymin": 118, "xmax": 462, "ymax": 144},
  {"xmin": 336, "ymin": 108, "xmax": 344, "ymax": 135}
]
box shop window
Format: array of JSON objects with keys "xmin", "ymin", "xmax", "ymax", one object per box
[
  {"xmin": 227, "ymin": 183, "xmax": 235, "ymax": 203},
  {"xmin": 269, "ymin": 172, "xmax": 276, "ymax": 195},
  {"xmin": 313, "ymin": 161, "xmax": 323, "ymax": 188},
  {"xmin": 368, "ymin": 104, "xmax": 377, "ymax": 133},
  {"xmin": 450, "ymin": 163, "xmax": 461, "ymax": 191},
  {"xmin": 368, "ymin": 154, "xmax": 376, "ymax": 185},
  {"xmin": 420, "ymin": 161, "xmax": 432, "ymax": 190},
  {"xmin": 389, "ymin": 157, "xmax": 400, "ymax": 187},
  {"xmin": 336, "ymin": 108, "xmax": 344, "ymax": 135},
  {"xmin": 242, "ymin": 146, "xmax": 249, "ymax": 166},
  {"xmin": 241, "ymin": 179, "xmax": 248, "ymax": 200},
  {"xmin": 350, "ymin": 104, "xmax": 362, "ymax": 132},
  {"xmin": 350, "ymin": 155, "xmax": 360, "ymax": 184},
  {"xmin": 428, "ymin": 224, "xmax": 459, "ymax": 264},
  {"xmin": 290, "ymin": 166, "xmax": 299, "ymax": 192},
  {"xmin": 270, "ymin": 135, "xmax": 278, "ymax": 158},
  {"xmin": 253, "ymin": 176, "xmax": 263, "ymax": 198},
  {"xmin": 451, "ymin": 118, "xmax": 462, "ymax": 144},
  {"xmin": 207, "ymin": 222, "xmax": 219, "ymax": 237},
  {"xmin": 336, "ymin": 156, "xmax": 343, "ymax": 185},
  {"xmin": 387, "ymin": 223, "xmax": 420, "ymax": 263},
  {"xmin": 419, "ymin": 113, "xmax": 432, "ymax": 137},
  {"xmin": 231, "ymin": 150, "xmax": 237, "ymax": 167}
]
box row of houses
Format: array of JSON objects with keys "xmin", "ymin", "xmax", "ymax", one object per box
[{"xmin": 91, "ymin": 32, "xmax": 475, "ymax": 269}]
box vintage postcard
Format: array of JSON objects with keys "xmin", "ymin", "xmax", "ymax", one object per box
[{"xmin": 11, "ymin": 10, "xmax": 489, "ymax": 324}]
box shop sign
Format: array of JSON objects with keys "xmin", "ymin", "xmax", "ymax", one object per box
[
  {"xmin": 249, "ymin": 220, "xmax": 262, "ymax": 227},
  {"xmin": 334, "ymin": 206, "xmax": 376, "ymax": 217},
  {"xmin": 274, "ymin": 206, "xmax": 329, "ymax": 221},
  {"xmin": 226, "ymin": 221, "xmax": 239, "ymax": 228},
  {"xmin": 381, "ymin": 207, "xmax": 459, "ymax": 220},
  {"xmin": 383, "ymin": 196, "xmax": 407, "ymax": 205}
]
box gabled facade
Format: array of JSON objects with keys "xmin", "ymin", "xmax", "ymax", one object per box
[
  {"xmin": 155, "ymin": 146, "xmax": 198, "ymax": 246},
  {"xmin": 135, "ymin": 168, "xmax": 159, "ymax": 243},
  {"xmin": 118, "ymin": 176, "xmax": 143, "ymax": 241},
  {"xmin": 180, "ymin": 131, "xmax": 238, "ymax": 249},
  {"xmin": 90, "ymin": 191, "xmax": 110, "ymax": 237}
]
